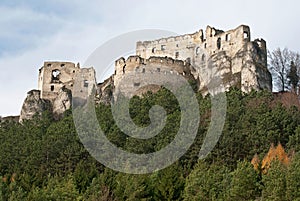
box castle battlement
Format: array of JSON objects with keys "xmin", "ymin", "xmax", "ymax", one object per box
[
  {"xmin": 115, "ymin": 55, "xmax": 192, "ymax": 76},
  {"xmin": 115, "ymin": 25, "xmax": 272, "ymax": 95},
  {"xmin": 135, "ymin": 25, "xmax": 261, "ymax": 63}
]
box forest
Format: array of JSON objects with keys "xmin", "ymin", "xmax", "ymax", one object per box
[{"xmin": 0, "ymin": 86, "xmax": 300, "ymax": 200}]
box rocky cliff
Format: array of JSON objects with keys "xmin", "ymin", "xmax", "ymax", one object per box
[
  {"xmin": 19, "ymin": 88, "xmax": 72, "ymax": 122},
  {"xmin": 52, "ymin": 87, "xmax": 72, "ymax": 120},
  {"xmin": 19, "ymin": 90, "xmax": 52, "ymax": 122}
]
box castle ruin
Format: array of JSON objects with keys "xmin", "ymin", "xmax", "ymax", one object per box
[
  {"xmin": 19, "ymin": 62, "xmax": 96, "ymax": 122},
  {"xmin": 113, "ymin": 25, "xmax": 272, "ymax": 95},
  {"xmin": 20, "ymin": 24, "xmax": 272, "ymax": 122}
]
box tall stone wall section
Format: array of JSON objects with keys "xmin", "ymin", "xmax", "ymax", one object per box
[
  {"xmin": 129, "ymin": 25, "xmax": 272, "ymax": 94},
  {"xmin": 114, "ymin": 56, "xmax": 195, "ymax": 97},
  {"xmin": 38, "ymin": 62, "xmax": 80, "ymax": 100},
  {"xmin": 20, "ymin": 62, "xmax": 96, "ymax": 122}
]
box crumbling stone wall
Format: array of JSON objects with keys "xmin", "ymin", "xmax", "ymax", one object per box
[
  {"xmin": 20, "ymin": 62, "xmax": 96, "ymax": 122},
  {"xmin": 113, "ymin": 55, "xmax": 195, "ymax": 98},
  {"xmin": 116, "ymin": 25, "xmax": 272, "ymax": 94},
  {"xmin": 38, "ymin": 61, "xmax": 80, "ymax": 100}
]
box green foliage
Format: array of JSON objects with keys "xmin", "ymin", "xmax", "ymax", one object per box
[
  {"xmin": 0, "ymin": 88, "xmax": 300, "ymax": 200},
  {"xmin": 262, "ymin": 160, "xmax": 287, "ymax": 201},
  {"xmin": 83, "ymin": 169, "xmax": 116, "ymax": 201},
  {"xmin": 27, "ymin": 175, "xmax": 80, "ymax": 201},
  {"xmin": 150, "ymin": 163, "xmax": 185, "ymax": 201},
  {"xmin": 229, "ymin": 160, "xmax": 261, "ymax": 201},
  {"xmin": 114, "ymin": 173, "xmax": 152, "ymax": 201},
  {"xmin": 286, "ymin": 153, "xmax": 300, "ymax": 201},
  {"xmin": 183, "ymin": 161, "xmax": 229, "ymax": 201}
]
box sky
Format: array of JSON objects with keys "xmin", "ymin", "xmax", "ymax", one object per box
[{"xmin": 0, "ymin": 0, "xmax": 299, "ymax": 116}]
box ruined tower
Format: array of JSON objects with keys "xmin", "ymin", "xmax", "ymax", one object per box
[
  {"xmin": 114, "ymin": 25, "xmax": 272, "ymax": 94},
  {"xmin": 20, "ymin": 61, "xmax": 96, "ymax": 122}
]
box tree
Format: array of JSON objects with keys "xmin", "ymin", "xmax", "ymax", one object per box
[
  {"xmin": 262, "ymin": 160, "xmax": 287, "ymax": 201},
  {"xmin": 229, "ymin": 160, "xmax": 261, "ymax": 201},
  {"xmin": 268, "ymin": 48, "xmax": 300, "ymax": 92},
  {"xmin": 150, "ymin": 163, "xmax": 185, "ymax": 201},
  {"xmin": 287, "ymin": 61, "xmax": 299, "ymax": 93},
  {"xmin": 183, "ymin": 161, "xmax": 231, "ymax": 201},
  {"xmin": 268, "ymin": 48, "xmax": 291, "ymax": 91},
  {"xmin": 286, "ymin": 153, "xmax": 300, "ymax": 201}
]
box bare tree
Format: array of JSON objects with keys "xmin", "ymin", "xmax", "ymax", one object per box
[
  {"xmin": 268, "ymin": 48, "xmax": 290, "ymax": 92},
  {"xmin": 268, "ymin": 48, "xmax": 300, "ymax": 92}
]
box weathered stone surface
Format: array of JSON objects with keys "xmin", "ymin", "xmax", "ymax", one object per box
[
  {"xmin": 20, "ymin": 62, "xmax": 96, "ymax": 121},
  {"xmin": 52, "ymin": 87, "xmax": 72, "ymax": 120},
  {"xmin": 19, "ymin": 90, "xmax": 51, "ymax": 122},
  {"xmin": 132, "ymin": 25, "xmax": 272, "ymax": 94},
  {"xmin": 96, "ymin": 76, "xmax": 114, "ymax": 105},
  {"xmin": 0, "ymin": 116, "xmax": 19, "ymax": 123},
  {"xmin": 19, "ymin": 25, "xmax": 273, "ymax": 121}
]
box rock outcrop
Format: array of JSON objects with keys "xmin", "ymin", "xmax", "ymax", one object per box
[
  {"xmin": 19, "ymin": 90, "xmax": 51, "ymax": 122},
  {"xmin": 96, "ymin": 77, "xmax": 114, "ymax": 105},
  {"xmin": 52, "ymin": 87, "xmax": 72, "ymax": 120},
  {"xmin": 0, "ymin": 116, "xmax": 19, "ymax": 123}
]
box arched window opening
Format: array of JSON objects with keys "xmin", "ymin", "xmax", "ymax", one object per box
[
  {"xmin": 152, "ymin": 47, "xmax": 156, "ymax": 54},
  {"xmin": 244, "ymin": 31, "xmax": 249, "ymax": 39},
  {"xmin": 51, "ymin": 69, "xmax": 60, "ymax": 82},
  {"xmin": 226, "ymin": 34, "xmax": 231, "ymax": 41}
]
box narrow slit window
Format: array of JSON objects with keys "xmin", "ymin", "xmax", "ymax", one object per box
[
  {"xmin": 196, "ymin": 47, "xmax": 200, "ymax": 55},
  {"xmin": 152, "ymin": 47, "xmax": 156, "ymax": 53},
  {"xmin": 84, "ymin": 80, "xmax": 88, "ymax": 88},
  {"xmin": 217, "ymin": 38, "xmax": 221, "ymax": 49},
  {"xmin": 244, "ymin": 31, "xmax": 249, "ymax": 39},
  {"xmin": 226, "ymin": 34, "xmax": 231, "ymax": 41}
]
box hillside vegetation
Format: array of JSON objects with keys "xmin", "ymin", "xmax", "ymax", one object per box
[{"xmin": 0, "ymin": 88, "xmax": 300, "ymax": 200}]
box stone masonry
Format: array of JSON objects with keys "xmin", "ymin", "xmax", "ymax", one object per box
[
  {"xmin": 19, "ymin": 25, "xmax": 272, "ymax": 122},
  {"xmin": 20, "ymin": 62, "xmax": 96, "ymax": 122},
  {"xmin": 112, "ymin": 25, "xmax": 272, "ymax": 95}
]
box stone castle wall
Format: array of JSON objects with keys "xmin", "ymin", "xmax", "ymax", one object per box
[
  {"xmin": 20, "ymin": 24, "xmax": 272, "ymax": 122},
  {"xmin": 38, "ymin": 62, "xmax": 80, "ymax": 100},
  {"xmin": 114, "ymin": 56, "xmax": 195, "ymax": 97},
  {"xmin": 115, "ymin": 25, "xmax": 272, "ymax": 94},
  {"xmin": 20, "ymin": 62, "xmax": 96, "ymax": 122}
]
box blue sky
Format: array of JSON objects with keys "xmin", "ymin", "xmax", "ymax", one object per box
[{"xmin": 0, "ymin": 0, "xmax": 300, "ymax": 116}]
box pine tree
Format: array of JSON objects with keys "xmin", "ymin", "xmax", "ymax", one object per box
[
  {"xmin": 229, "ymin": 160, "xmax": 261, "ymax": 201},
  {"xmin": 287, "ymin": 60, "xmax": 299, "ymax": 93},
  {"xmin": 262, "ymin": 160, "xmax": 287, "ymax": 201},
  {"xmin": 286, "ymin": 153, "xmax": 300, "ymax": 201}
]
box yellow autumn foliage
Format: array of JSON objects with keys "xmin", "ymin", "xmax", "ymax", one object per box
[{"xmin": 251, "ymin": 143, "xmax": 290, "ymax": 174}]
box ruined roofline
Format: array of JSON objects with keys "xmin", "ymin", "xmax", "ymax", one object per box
[
  {"xmin": 115, "ymin": 55, "xmax": 191, "ymax": 68},
  {"xmin": 136, "ymin": 24, "xmax": 252, "ymax": 46}
]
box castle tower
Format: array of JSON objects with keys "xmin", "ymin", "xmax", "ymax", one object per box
[{"xmin": 38, "ymin": 61, "xmax": 80, "ymax": 100}]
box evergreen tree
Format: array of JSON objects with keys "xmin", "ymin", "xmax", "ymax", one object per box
[
  {"xmin": 229, "ymin": 160, "xmax": 261, "ymax": 201},
  {"xmin": 286, "ymin": 153, "xmax": 300, "ymax": 201},
  {"xmin": 262, "ymin": 160, "xmax": 287, "ymax": 201},
  {"xmin": 287, "ymin": 60, "xmax": 299, "ymax": 93}
]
